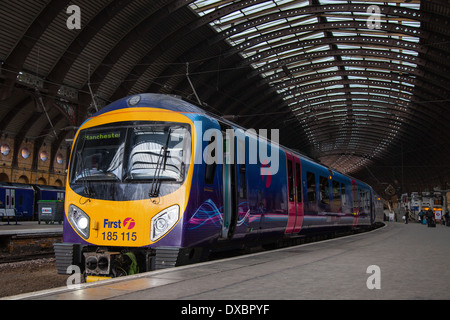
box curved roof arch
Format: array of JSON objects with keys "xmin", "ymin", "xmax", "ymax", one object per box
[{"xmin": 0, "ymin": 0, "xmax": 449, "ymax": 194}]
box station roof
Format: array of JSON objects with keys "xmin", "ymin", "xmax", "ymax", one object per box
[{"xmin": 0, "ymin": 0, "xmax": 449, "ymax": 196}]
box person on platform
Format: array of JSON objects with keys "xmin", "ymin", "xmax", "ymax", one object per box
[
  {"xmin": 404, "ymin": 209, "xmax": 410, "ymax": 224},
  {"xmin": 419, "ymin": 209, "xmax": 425, "ymax": 224},
  {"xmin": 426, "ymin": 209, "xmax": 435, "ymax": 227}
]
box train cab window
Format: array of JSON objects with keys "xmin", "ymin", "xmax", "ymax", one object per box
[
  {"xmin": 319, "ymin": 176, "xmax": 330, "ymax": 207},
  {"xmin": 127, "ymin": 125, "xmax": 190, "ymax": 182},
  {"xmin": 70, "ymin": 122, "xmax": 191, "ymax": 184},
  {"xmin": 288, "ymin": 160, "xmax": 294, "ymax": 202},
  {"xmin": 306, "ymin": 171, "xmax": 316, "ymax": 202}
]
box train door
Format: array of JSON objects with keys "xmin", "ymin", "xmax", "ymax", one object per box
[
  {"xmin": 221, "ymin": 126, "xmax": 238, "ymax": 240},
  {"xmin": 285, "ymin": 153, "xmax": 303, "ymax": 234},
  {"xmin": 370, "ymin": 190, "xmax": 375, "ymax": 224},
  {"xmin": 235, "ymin": 131, "xmax": 248, "ymax": 235},
  {"xmin": 5, "ymin": 188, "xmax": 15, "ymax": 217},
  {"xmin": 351, "ymin": 179, "xmax": 359, "ymax": 226}
]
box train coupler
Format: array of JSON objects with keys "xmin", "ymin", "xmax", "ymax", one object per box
[{"xmin": 83, "ymin": 250, "xmax": 139, "ymax": 278}]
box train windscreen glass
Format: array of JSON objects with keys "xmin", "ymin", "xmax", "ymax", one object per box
[
  {"xmin": 125, "ymin": 125, "xmax": 190, "ymax": 182},
  {"xmin": 70, "ymin": 123, "xmax": 191, "ymax": 184}
]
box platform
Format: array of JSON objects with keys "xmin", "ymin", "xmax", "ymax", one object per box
[
  {"xmin": 0, "ymin": 221, "xmax": 63, "ymax": 236},
  {"xmin": 7, "ymin": 221, "xmax": 450, "ymax": 300}
]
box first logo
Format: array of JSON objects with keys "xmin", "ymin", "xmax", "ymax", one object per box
[{"xmin": 123, "ymin": 217, "xmax": 136, "ymax": 230}]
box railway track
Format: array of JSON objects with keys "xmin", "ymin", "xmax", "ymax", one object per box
[
  {"xmin": 0, "ymin": 251, "xmax": 55, "ymax": 264},
  {"xmin": 0, "ymin": 232, "xmax": 61, "ymax": 265}
]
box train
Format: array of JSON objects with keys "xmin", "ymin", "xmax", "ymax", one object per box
[
  {"xmin": 0, "ymin": 182, "xmax": 64, "ymax": 222},
  {"xmin": 55, "ymin": 93, "xmax": 378, "ymax": 281}
]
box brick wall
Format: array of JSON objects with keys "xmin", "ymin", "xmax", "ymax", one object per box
[{"xmin": 0, "ymin": 137, "xmax": 67, "ymax": 186}]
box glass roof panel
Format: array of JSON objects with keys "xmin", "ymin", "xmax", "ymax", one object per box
[{"xmin": 189, "ymin": 0, "xmax": 422, "ymax": 173}]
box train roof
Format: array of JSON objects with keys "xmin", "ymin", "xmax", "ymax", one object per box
[
  {"xmin": 34, "ymin": 185, "xmax": 65, "ymax": 191},
  {"xmin": 93, "ymin": 93, "xmax": 207, "ymax": 117},
  {"xmin": 0, "ymin": 182, "xmax": 64, "ymax": 191},
  {"xmin": 0, "ymin": 182, "xmax": 34, "ymax": 190}
]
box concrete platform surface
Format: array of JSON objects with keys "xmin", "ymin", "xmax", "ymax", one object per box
[
  {"xmin": 0, "ymin": 221, "xmax": 63, "ymax": 236},
  {"xmin": 8, "ymin": 222, "xmax": 450, "ymax": 300}
]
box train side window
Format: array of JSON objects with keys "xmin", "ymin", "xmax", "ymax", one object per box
[
  {"xmin": 306, "ymin": 171, "xmax": 316, "ymax": 202},
  {"xmin": 359, "ymin": 188, "xmax": 365, "ymax": 213},
  {"xmin": 204, "ymin": 136, "xmax": 217, "ymax": 185},
  {"xmin": 361, "ymin": 189, "xmax": 370, "ymax": 214},
  {"xmin": 205, "ymin": 163, "xmax": 216, "ymax": 184},
  {"xmin": 239, "ymin": 164, "xmax": 247, "ymax": 199},
  {"xmin": 295, "ymin": 162, "xmax": 302, "ymax": 203},
  {"xmin": 319, "ymin": 176, "xmax": 330, "ymax": 206},
  {"xmin": 341, "ymin": 183, "xmax": 347, "ymax": 207},
  {"xmin": 287, "ymin": 160, "xmax": 294, "ymax": 202},
  {"xmin": 332, "ymin": 180, "xmax": 341, "ymax": 212}
]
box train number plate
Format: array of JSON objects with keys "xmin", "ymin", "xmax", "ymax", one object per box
[{"xmin": 101, "ymin": 231, "xmax": 137, "ymax": 242}]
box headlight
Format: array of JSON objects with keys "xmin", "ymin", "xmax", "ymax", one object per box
[
  {"xmin": 151, "ymin": 205, "xmax": 179, "ymax": 242},
  {"xmin": 68, "ymin": 204, "xmax": 90, "ymax": 239}
]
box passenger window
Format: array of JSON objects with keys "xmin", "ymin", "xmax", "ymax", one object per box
[
  {"xmin": 341, "ymin": 183, "xmax": 347, "ymax": 207},
  {"xmin": 360, "ymin": 189, "xmax": 370, "ymax": 214},
  {"xmin": 306, "ymin": 172, "xmax": 316, "ymax": 202},
  {"xmin": 359, "ymin": 189, "xmax": 365, "ymax": 213},
  {"xmin": 295, "ymin": 162, "xmax": 302, "ymax": 203},
  {"xmin": 239, "ymin": 164, "xmax": 247, "ymax": 199},
  {"xmin": 204, "ymin": 136, "xmax": 216, "ymax": 184},
  {"xmin": 332, "ymin": 180, "xmax": 341, "ymax": 212},
  {"xmin": 319, "ymin": 176, "xmax": 330, "ymax": 206},
  {"xmin": 288, "ymin": 160, "xmax": 294, "ymax": 202}
]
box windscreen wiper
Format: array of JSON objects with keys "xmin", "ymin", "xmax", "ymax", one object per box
[
  {"xmin": 76, "ymin": 151, "xmax": 94, "ymax": 197},
  {"xmin": 75, "ymin": 135, "xmax": 94, "ymax": 197},
  {"xmin": 149, "ymin": 128, "xmax": 172, "ymax": 198}
]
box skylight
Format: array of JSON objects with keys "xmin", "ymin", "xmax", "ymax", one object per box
[{"xmin": 189, "ymin": 0, "xmax": 422, "ymax": 173}]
